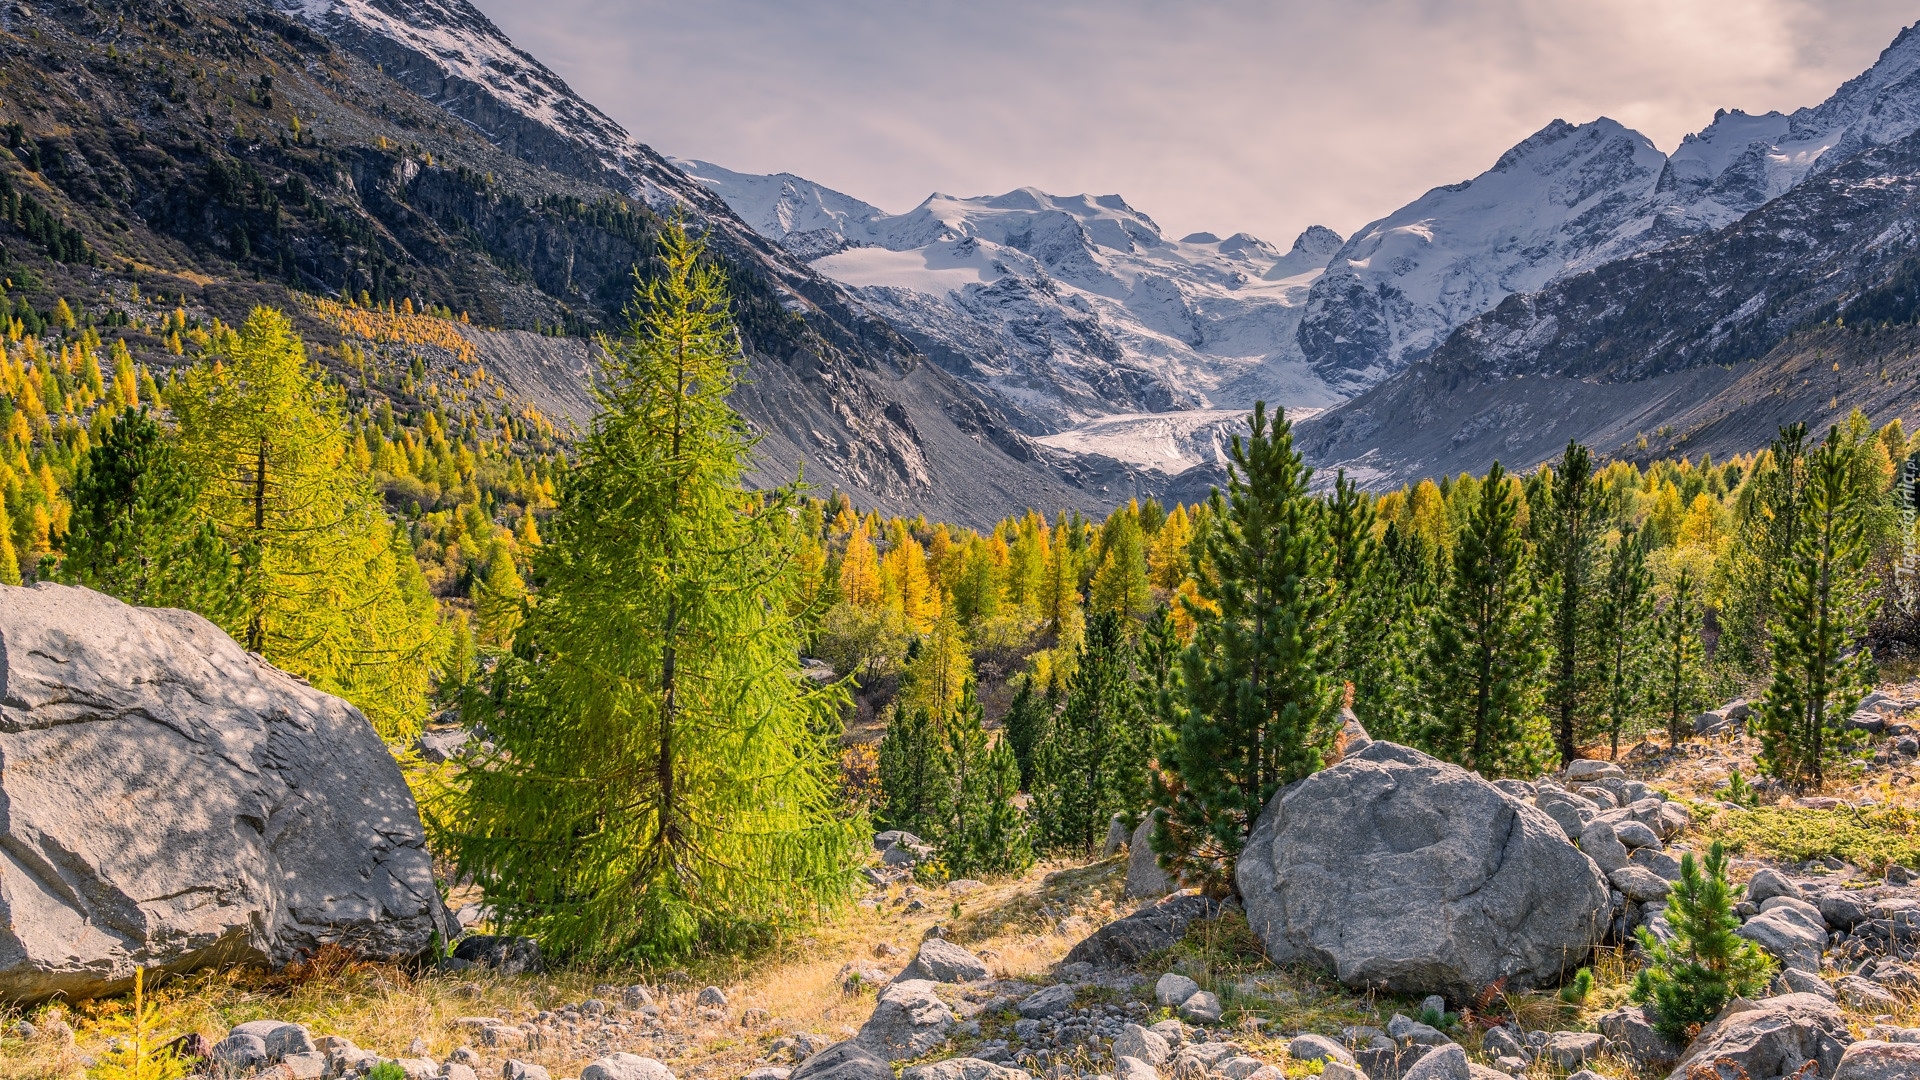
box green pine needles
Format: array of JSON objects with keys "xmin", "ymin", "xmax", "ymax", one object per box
[
  {"xmin": 1631, "ymin": 841, "xmax": 1773, "ymax": 1039},
  {"xmin": 1418, "ymin": 461, "xmax": 1548, "ymax": 776},
  {"xmin": 1757, "ymin": 423, "xmax": 1882, "ymax": 790},
  {"xmin": 1032, "ymin": 609, "xmax": 1152, "ymax": 853},
  {"xmin": 441, "ymin": 220, "xmax": 863, "ymax": 962},
  {"xmin": 1156, "ymin": 402, "xmax": 1338, "ymax": 893}
]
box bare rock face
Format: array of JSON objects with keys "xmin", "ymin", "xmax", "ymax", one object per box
[
  {"xmin": 0, "ymin": 583, "xmax": 450, "ymax": 1003},
  {"xmin": 1664, "ymin": 993, "xmax": 1850, "ymax": 1080},
  {"xmin": 1236, "ymin": 740, "xmax": 1609, "ymax": 1000}
]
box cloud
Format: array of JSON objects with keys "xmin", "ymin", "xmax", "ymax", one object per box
[{"xmin": 470, "ymin": 0, "xmax": 1916, "ymax": 244}]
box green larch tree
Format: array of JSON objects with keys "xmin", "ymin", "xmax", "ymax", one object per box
[
  {"xmin": 442, "ymin": 221, "xmax": 862, "ymax": 961},
  {"xmin": 170, "ymin": 307, "xmax": 442, "ymax": 739}
]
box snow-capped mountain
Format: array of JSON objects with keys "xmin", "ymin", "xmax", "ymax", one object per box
[
  {"xmin": 1298, "ymin": 118, "xmax": 1666, "ymax": 384},
  {"xmin": 1299, "ymin": 22, "xmax": 1920, "ymax": 387},
  {"xmin": 676, "ymin": 160, "xmax": 1347, "ymax": 439}
]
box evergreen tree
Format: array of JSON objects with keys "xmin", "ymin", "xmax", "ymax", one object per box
[
  {"xmin": 443, "ymin": 221, "xmax": 861, "ymax": 961},
  {"xmin": 1654, "ymin": 567, "xmax": 1710, "ymax": 749},
  {"xmin": 1032, "ymin": 610, "xmax": 1148, "ymax": 853},
  {"xmin": 1419, "ymin": 461, "xmax": 1548, "ymax": 776},
  {"xmin": 1157, "ymin": 403, "xmax": 1337, "ymax": 892},
  {"xmin": 1722, "ymin": 425, "xmax": 1810, "ymax": 673},
  {"xmin": 1631, "ymin": 842, "xmax": 1773, "ymax": 1039},
  {"xmin": 937, "ymin": 681, "xmax": 1033, "ymax": 877},
  {"xmin": 56, "ymin": 407, "xmax": 238, "ymax": 619},
  {"xmin": 1326, "ymin": 470, "xmax": 1405, "ymax": 733},
  {"xmin": 1002, "ymin": 675, "xmax": 1049, "ymax": 790},
  {"xmin": 877, "ymin": 705, "xmax": 949, "ymax": 837},
  {"xmin": 1757, "ymin": 425, "xmax": 1881, "ymax": 790},
  {"xmin": 171, "ymin": 308, "xmax": 441, "ymax": 738},
  {"xmin": 1539, "ymin": 441, "xmax": 1606, "ymax": 768},
  {"xmin": 1593, "ymin": 524, "xmax": 1654, "ymax": 760}
]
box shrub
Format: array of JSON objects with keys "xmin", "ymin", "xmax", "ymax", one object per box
[{"xmin": 1630, "ymin": 841, "xmax": 1773, "ymax": 1039}]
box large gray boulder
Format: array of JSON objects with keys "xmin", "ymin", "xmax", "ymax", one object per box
[
  {"xmin": 1236, "ymin": 740, "xmax": 1609, "ymax": 1000},
  {"xmin": 858, "ymin": 980, "xmax": 955, "ymax": 1061},
  {"xmin": 0, "ymin": 584, "xmax": 451, "ymax": 1003},
  {"xmin": 1664, "ymin": 993, "xmax": 1849, "ymax": 1080}
]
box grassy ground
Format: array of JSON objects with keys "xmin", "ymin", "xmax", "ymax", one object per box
[{"xmin": 8, "ymin": 716, "xmax": 1920, "ymax": 1079}]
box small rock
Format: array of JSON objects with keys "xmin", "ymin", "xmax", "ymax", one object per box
[
  {"xmin": 1177, "ymin": 991, "xmax": 1221, "ymax": 1024},
  {"xmin": 901, "ymin": 1058, "xmax": 1030, "ymax": 1080},
  {"xmin": 1832, "ymin": 1040, "xmax": 1920, "ymax": 1080},
  {"xmin": 743, "ymin": 1069, "xmax": 793, "ymax": 1080},
  {"xmin": 1154, "ymin": 973, "xmax": 1200, "ymax": 1007},
  {"xmin": 452, "ymin": 935, "xmax": 545, "ymax": 975},
  {"xmin": 409, "ymin": 1037, "xmax": 430, "ymax": 1057},
  {"xmin": 1114, "ymin": 1055, "xmax": 1159, "ymax": 1080},
  {"xmin": 284, "ymin": 1051, "xmax": 328, "ymax": 1080},
  {"xmin": 697, "ymin": 986, "xmax": 729, "ymax": 1007},
  {"xmin": 1608, "ymin": 865, "xmax": 1672, "ymax": 903},
  {"xmin": 1745, "ymin": 868, "xmax": 1805, "ymax": 904},
  {"xmin": 1565, "ymin": 760, "xmax": 1625, "ymax": 783},
  {"xmin": 1613, "ymin": 820, "xmax": 1661, "ymax": 849},
  {"xmin": 212, "ymin": 1034, "xmax": 269, "ymax": 1072},
  {"xmin": 1321, "ymin": 1064, "xmax": 1366, "ymax": 1080},
  {"xmin": 623, "ymin": 986, "xmax": 655, "ymax": 1010},
  {"xmin": 1400, "ymin": 1043, "xmax": 1469, "ymax": 1080},
  {"xmin": 1104, "ymin": 815, "xmax": 1132, "ymax": 857},
  {"xmin": 1837, "ymin": 975, "xmax": 1902, "ymax": 1012},
  {"xmin": 440, "ymin": 1065, "xmax": 478, "ymax": 1080},
  {"xmin": 1288, "ymin": 1033, "xmax": 1354, "ymax": 1066},
  {"xmin": 1126, "ymin": 818, "xmax": 1173, "ymax": 898},
  {"xmin": 1114, "ymin": 1023, "xmax": 1171, "ymax": 1066},
  {"xmin": 10, "ymin": 1021, "xmax": 35, "ymax": 1040},
  {"xmin": 1778, "ymin": 968, "xmax": 1836, "ymax": 1000},
  {"xmin": 1387, "ymin": 1014, "xmax": 1449, "ymax": 1046},
  {"xmin": 1542, "ymin": 1032, "xmax": 1605, "ymax": 1069},
  {"xmin": 582, "ymin": 1054, "xmax": 675, "ymax": 1080},
  {"xmin": 1480, "ymin": 1027, "xmax": 1526, "ymax": 1061},
  {"xmin": 1148, "ymin": 1019, "xmax": 1185, "ymax": 1047},
  {"xmin": 793, "ymin": 1040, "xmax": 901, "ymax": 1080},
  {"xmin": 1017, "ymin": 983, "xmax": 1077, "ymax": 1019},
  {"xmin": 1580, "ymin": 819, "xmax": 1630, "ymax": 874},
  {"xmin": 1216, "ymin": 1054, "xmax": 1263, "ymax": 1079},
  {"xmin": 1735, "ymin": 900, "xmax": 1827, "ymax": 972},
  {"xmin": 896, "ymin": 938, "xmax": 989, "ymax": 984},
  {"xmin": 859, "ymin": 980, "xmax": 957, "ymax": 1060},
  {"xmin": 1629, "ymin": 847, "xmax": 1682, "ymax": 881}
]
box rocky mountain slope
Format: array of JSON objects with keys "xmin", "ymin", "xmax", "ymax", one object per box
[
  {"xmin": 0, "ymin": 0, "xmax": 1177, "ymax": 528},
  {"xmin": 1298, "ymin": 22, "xmax": 1920, "ymax": 396},
  {"xmin": 1300, "ymin": 123, "xmax": 1920, "ymax": 487},
  {"xmin": 676, "ymin": 161, "xmax": 1346, "ymax": 462}
]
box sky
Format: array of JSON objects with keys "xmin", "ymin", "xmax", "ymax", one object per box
[{"xmin": 471, "ymin": 0, "xmax": 1919, "ymax": 246}]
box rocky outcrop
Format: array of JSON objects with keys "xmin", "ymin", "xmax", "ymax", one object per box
[
  {"xmin": 1236, "ymin": 740, "xmax": 1609, "ymax": 1000},
  {"xmin": 1664, "ymin": 994, "xmax": 1850, "ymax": 1080},
  {"xmin": 1063, "ymin": 894, "xmax": 1223, "ymax": 968},
  {"xmin": 0, "ymin": 583, "xmax": 450, "ymax": 1003}
]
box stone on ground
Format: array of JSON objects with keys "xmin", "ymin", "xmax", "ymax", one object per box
[
  {"xmin": 1836, "ymin": 975, "xmax": 1901, "ymax": 1012},
  {"xmin": 1154, "ymin": 973, "xmax": 1201, "ymax": 1006},
  {"xmin": 1063, "ymin": 894, "xmax": 1223, "ymax": 968},
  {"xmin": 858, "ymin": 981, "xmax": 955, "ymax": 1061},
  {"xmin": 1596, "ymin": 1005, "xmax": 1680, "ymax": 1067},
  {"xmin": 1833, "ymin": 1040, "xmax": 1920, "ymax": 1080},
  {"xmin": 1237, "ymin": 740, "xmax": 1609, "ymax": 999},
  {"xmin": 1664, "ymin": 992, "xmax": 1850, "ymax": 1080},
  {"xmin": 1114, "ymin": 1056, "xmax": 1160, "ymax": 1080},
  {"xmin": 1400, "ymin": 1043, "xmax": 1470, "ymax": 1080},
  {"xmin": 895, "ymin": 939, "xmax": 989, "ymax": 983},
  {"xmin": 1114, "ymin": 1023, "xmax": 1172, "ymax": 1066},
  {"xmin": 1015, "ymin": 982, "xmax": 1077, "ymax": 1019},
  {"xmin": 1745, "ymin": 869, "xmax": 1805, "ymax": 905},
  {"xmin": 1580, "ymin": 819, "xmax": 1630, "ymax": 873},
  {"xmin": 1177, "ymin": 990, "xmax": 1222, "ymax": 1024},
  {"xmin": 1104, "ymin": 815, "xmax": 1133, "ymax": 857},
  {"xmin": 901, "ymin": 1059, "xmax": 1032, "ymax": 1080},
  {"xmin": 0, "ymin": 583, "xmax": 451, "ymax": 1003},
  {"xmin": 1288, "ymin": 1033, "xmax": 1355, "ymax": 1066},
  {"xmin": 1543, "ymin": 1032, "xmax": 1606, "ymax": 1069},
  {"xmin": 1735, "ymin": 899, "xmax": 1828, "ymax": 972},
  {"xmin": 792, "ymin": 1042, "xmax": 893, "ymax": 1080},
  {"xmin": 1126, "ymin": 818, "xmax": 1173, "ymax": 898}
]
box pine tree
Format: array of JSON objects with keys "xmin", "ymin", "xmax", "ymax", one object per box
[
  {"xmin": 1032, "ymin": 610, "xmax": 1149, "ymax": 853},
  {"xmin": 1757, "ymin": 425, "xmax": 1880, "ymax": 790},
  {"xmin": 1157, "ymin": 403, "xmax": 1337, "ymax": 892},
  {"xmin": 170, "ymin": 307, "xmax": 442, "ymax": 738},
  {"xmin": 1723, "ymin": 425, "xmax": 1810, "ymax": 672},
  {"xmin": 1655, "ymin": 567, "xmax": 1710, "ymax": 748},
  {"xmin": 1593, "ymin": 524, "xmax": 1654, "ymax": 760},
  {"xmin": 1539, "ymin": 441, "xmax": 1606, "ymax": 768},
  {"xmin": 1326, "ymin": 470, "xmax": 1404, "ymax": 733},
  {"xmin": 877, "ymin": 705, "xmax": 949, "ymax": 837},
  {"xmin": 57, "ymin": 407, "xmax": 239, "ymax": 619},
  {"xmin": 443, "ymin": 221, "xmax": 861, "ymax": 961},
  {"xmin": 937, "ymin": 681, "xmax": 1033, "ymax": 877},
  {"xmin": 1002, "ymin": 675, "xmax": 1049, "ymax": 790},
  {"xmin": 1419, "ymin": 461, "xmax": 1548, "ymax": 776},
  {"xmin": 1631, "ymin": 842, "xmax": 1773, "ymax": 1039}
]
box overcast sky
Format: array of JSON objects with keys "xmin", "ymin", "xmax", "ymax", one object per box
[{"xmin": 471, "ymin": 0, "xmax": 1918, "ymax": 245}]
